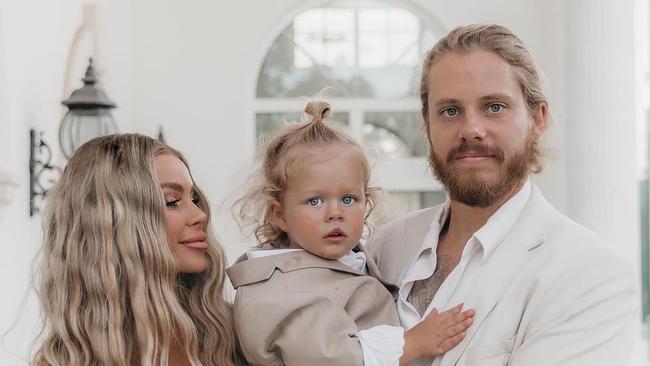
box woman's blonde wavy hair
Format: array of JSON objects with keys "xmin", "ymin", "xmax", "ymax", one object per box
[
  {"xmin": 33, "ymin": 134, "xmax": 239, "ymax": 366},
  {"xmin": 235, "ymin": 101, "xmax": 379, "ymax": 248}
]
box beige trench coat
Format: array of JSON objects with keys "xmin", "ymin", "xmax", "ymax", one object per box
[{"xmin": 227, "ymin": 245, "xmax": 400, "ymax": 366}]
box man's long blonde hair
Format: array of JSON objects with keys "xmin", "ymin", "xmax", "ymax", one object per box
[{"xmin": 33, "ymin": 134, "xmax": 238, "ymax": 366}]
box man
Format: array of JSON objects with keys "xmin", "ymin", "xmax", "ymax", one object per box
[{"xmin": 368, "ymin": 24, "xmax": 638, "ymax": 366}]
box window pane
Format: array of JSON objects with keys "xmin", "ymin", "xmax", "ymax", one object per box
[
  {"xmin": 389, "ymin": 34, "xmax": 418, "ymax": 65},
  {"xmin": 256, "ymin": 2, "xmax": 438, "ymax": 98},
  {"xmin": 359, "ymin": 8, "xmax": 385, "ymax": 32},
  {"xmin": 255, "ymin": 112, "xmax": 350, "ymax": 146},
  {"xmin": 358, "ymin": 34, "xmax": 387, "ymax": 68},
  {"xmin": 294, "ymin": 8, "xmax": 355, "ymax": 69},
  {"xmin": 363, "ymin": 111, "xmax": 428, "ymax": 159},
  {"xmin": 388, "ymin": 8, "xmax": 419, "ymax": 33}
]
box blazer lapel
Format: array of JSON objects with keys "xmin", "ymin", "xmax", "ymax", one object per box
[
  {"xmin": 227, "ymin": 250, "xmax": 369, "ymax": 289},
  {"xmin": 363, "ymin": 244, "xmax": 400, "ymax": 295},
  {"xmin": 372, "ymin": 206, "xmax": 441, "ymax": 286},
  {"xmin": 440, "ymin": 186, "xmax": 556, "ymax": 366}
]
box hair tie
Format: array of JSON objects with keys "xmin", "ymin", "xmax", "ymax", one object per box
[{"xmin": 304, "ymin": 101, "xmax": 331, "ymax": 123}]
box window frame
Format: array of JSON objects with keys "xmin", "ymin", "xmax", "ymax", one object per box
[{"xmin": 250, "ymin": 0, "xmax": 446, "ymax": 203}]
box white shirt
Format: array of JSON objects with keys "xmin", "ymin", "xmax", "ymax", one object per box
[
  {"xmin": 399, "ymin": 180, "xmax": 532, "ymax": 366},
  {"xmin": 246, "ymin": 247, "xmax": 369, "ymax": 273},
  {"xmin": 245, "ymin": 247, "xmax": 404, "ymax": 366}
]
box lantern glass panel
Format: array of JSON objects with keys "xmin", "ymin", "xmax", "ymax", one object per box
[{"xmin": 59, "ymin": 109, "xmax": 117, "ymax": 158}]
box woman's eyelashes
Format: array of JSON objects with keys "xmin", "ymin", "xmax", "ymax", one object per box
[
  {"xmin": 164, "ymin": 191, "xmax": 200, "ymax": 208},
  {"xmin": 165, "ymin": 196, "xmax": 181, "ymax": 208},
  {"xmin": 191, "ymin": 194, "xmax": 201, "ymax": 205}
]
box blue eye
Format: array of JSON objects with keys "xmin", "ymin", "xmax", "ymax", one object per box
[
  {"xmin": 487, "ymin": 103, "xmax": 505, "ymax": 113},
  {"xmin": 307, "ymin": 197, "xmax": 323, "ymax": 207},
  {"xmin": 341, "ymin": 196, "xmax": 355, "ymax": 205},
  {"xmin": 441, "ymin": 107, "xmax": 459, "ymax": 117}
]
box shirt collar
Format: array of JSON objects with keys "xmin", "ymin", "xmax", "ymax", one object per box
[
  {"xmin": 414, "ymin": 179, "xmax": 532, "ymax": 262},
  {"xmin": 473, "ymin": 179, "xmax": 532, "ymax": 261},
  {"xmin": 246, "ymin": 248, "xmax": 368, "ymax": 273},
  {"xmin": 410, "ymin": 199, "xmax": 451, "ymax": 260}
]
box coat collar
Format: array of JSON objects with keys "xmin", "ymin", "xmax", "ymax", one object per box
[
  {"xmin": 439, "ymin": 184, "xmax": 556, "ymax": 366},
  {"xmin": 372, "ymin": 206, "xmax": 440, "ymax": 287},
  {"xmin": 227, "ymin": 244, "xmax": 397, "ymax": 292}
]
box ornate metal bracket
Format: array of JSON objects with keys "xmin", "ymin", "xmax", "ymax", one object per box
[{"xmin": 29, "ymin": 129, "xmax": 62, "ymax": 216}]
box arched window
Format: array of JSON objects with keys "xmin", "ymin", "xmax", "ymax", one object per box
[{"xmin": 254, "ymin": 1, "xmax": 445, "ymax": 222}]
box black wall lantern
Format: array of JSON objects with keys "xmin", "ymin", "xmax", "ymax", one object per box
[
  {"xmin": 29, "ymin": 58, "xmax": 118, "ymax": 216},
  {"xmin": 59, "ymin": 58, "xmax": 117, "ymax": 158}
]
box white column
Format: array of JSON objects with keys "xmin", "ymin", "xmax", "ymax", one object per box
[{"xmin": 565, "ymin": 0, "xmax": 640, "ymax": 274}]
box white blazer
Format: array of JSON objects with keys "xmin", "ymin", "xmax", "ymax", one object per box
[{"xmin": 368, "ymin": 185, "xmax": 639, "ymax": 366}]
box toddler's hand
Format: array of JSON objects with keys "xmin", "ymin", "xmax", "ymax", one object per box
[{"xmin": 406, "ymin": 304, "xmax": 475, "ymax": 359}]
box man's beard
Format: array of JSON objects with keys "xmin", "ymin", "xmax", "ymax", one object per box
[{"xmin": 428, "ymin": 131, "xmax": 541, "ymax": 208}]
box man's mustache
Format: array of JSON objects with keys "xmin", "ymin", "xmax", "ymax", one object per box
[{"xmin": 446, "ymin": 141, "xmax": 505, "ymax": 163}]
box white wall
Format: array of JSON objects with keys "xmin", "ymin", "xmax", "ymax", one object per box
[
  {"xmin": 0, "ymin": 0, "xmax": 132, "ymax": 364},
  {"xmin": 564, "ymin": 0, "xmax": 641, "ymax": 275}
]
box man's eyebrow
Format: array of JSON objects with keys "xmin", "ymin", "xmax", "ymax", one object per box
[
  {"xmin": 432, "ymin": 94, "xmax": 515, "ymax": 108},
  {"xmin": 432, "ymin": 98, "xmax": 460, "ymax": 108},
  {"xmin": 160, "ymin": 182, "xmax": 184, "ymax": 192},
  {"xmin": 479, "ymin": 93, "xmax": 515, "ymax": 101}
]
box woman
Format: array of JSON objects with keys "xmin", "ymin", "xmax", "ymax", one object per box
[{"xmin": 33, "ymin": 134, "xmax": 240, "ymax": 365}]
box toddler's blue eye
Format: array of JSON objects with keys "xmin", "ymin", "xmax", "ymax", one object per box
[
  {"xmin": 307, "ymin": 197, "xmax": 323, "ymax": 207},
  {"xmin": 342, "ymin": 196, "xmax": 355, "ymax": 205}
]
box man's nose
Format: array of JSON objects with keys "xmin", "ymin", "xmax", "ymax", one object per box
[{"xmin": 459, "ymin": 111, "xmax": 487, "ymax": 141}]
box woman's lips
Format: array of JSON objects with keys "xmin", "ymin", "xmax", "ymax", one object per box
[
  {"xmin": 180, "ymin": 234, "xmax": 208, "ymax": 250},
  {"xmin": 182, "ymin": 241, "xmax": 208, "ymax": 250}
]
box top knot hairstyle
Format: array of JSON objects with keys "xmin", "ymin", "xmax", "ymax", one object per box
[
  {"xmin": 235, "ymin": 100, "xmax": 379, "ymax": 248},
  {"xmin": 304, "ymin": 100, "xmax": 331, "ymax": 122}
]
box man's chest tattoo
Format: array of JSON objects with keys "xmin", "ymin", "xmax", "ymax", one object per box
[{"xmin": 407, "ymin": 254, "xmax": 455, "ymax": 316}]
